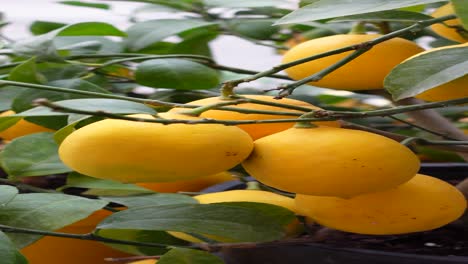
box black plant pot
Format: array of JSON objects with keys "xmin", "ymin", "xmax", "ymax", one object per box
[
  {"xmin": 203, "ymin": 163, "xmax": 468, "ymax": 264},
  {"xmin": 220, "ymin": 242, "xmax": 468, "ymax": 264}
]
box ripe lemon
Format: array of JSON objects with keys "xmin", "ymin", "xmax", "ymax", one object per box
[
  {"xmin": 281, "ymin": 34, "xmax": 424, "ymax": 90},
  {"xmin": 169, "ymin": 190, "xmax": 302, "ymax": 243},
  {"xmin": 242, "ymin": 126, "xmax": 420, "ymax": 197},
  {"xmin": 170, "ymin": 95, "xmax": 340, "ymax": 140},
  {"xmin": 128, "ymin": 260, "xmax": 157, "ymax": 264},
  {"xmin": 21, "ymin": 210, "xmax": 132, "ymax": 264},
  {"xmin": 407, "ymin": 43, "xmax": 468, "ymax": 101},
  {"xmin": 430, "ymin": 3, "xmax": 467, "ymax": 43},
  {"xmin": 295, "ymin": 174, "xmax": 467, "ymax": 235},
  {"xmin": 135, "ymin": 171, "xmax": 235, "ymax": 193},
  {"xmin": 59, "ymin": 113, "xmax": 253, "ymax": 183},
  {"xmin": 0, "ymin": 110, "xmax": 53, "ymax": 140}
]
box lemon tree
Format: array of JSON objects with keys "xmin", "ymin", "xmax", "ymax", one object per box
[{"xmin": 0, "ymin": 0, "xmax": 467, "ymax": 263}]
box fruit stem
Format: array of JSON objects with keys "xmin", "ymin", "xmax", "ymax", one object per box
[{"xmin": 178, "ymin": 99, "xmax": 250, "ymax": 116}]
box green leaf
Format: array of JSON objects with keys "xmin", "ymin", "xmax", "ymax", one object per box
[
  {"xmin": 384, "ymin": 45, "xmax": 468, "ymax": 101},
  {"xmin": 13, "ymin": 22, "xmax": 125, "ymax": 59},
  {"xmin": 62, "ymin": 172, "xmax": 152, "ymax": 196},
  {"xmin": 0, "ymin": 116, "xmax": 22, "ymax": 133},
  {"xmin": 54, "ymin": 36, "xmax": 123, "ymax": 54},
  {"xmin": 95, "ymin": 229, "xmax": 181, "ymax": 255},
  {"xmin": 158, "ymin": 248, "xmax": 224, "ymax": 264},
  {"xmin": 97, "ymin": 203, "xmax": 295, "ymax": 242},
  {"xmin": 57, "ymin": 22, "xmax": 126, "ymax": 37},
  {"xmin": 12, "ymin": 78, "xmax": 109, "ymax": 112},
  {"xmin": 101, "ymin": 194, "xmax": 197, "ymax": 208},
  {"xmin": 0, "ymin": 232, "xmax": 28, "ymax": 264},
  {"xmin": 452, "ymin": 0, "xmax": 468, "ymax": 29},
  {"xmin": 135, "ymin": 59, "xmax": 220, "ymax": 90},
  {"xmin": 0, "ymin": 193, "xmax": 107, "ymax": 248},
  {"xmin": 328, "ymin": 10, "xmax": 433, "ymax": 23},
  {"xmin": 0, "ymin": 186, "xmax": 18, "ymax": 206},
  {"xmin": 8, "ymin": 57, "xmax": 46, "ymax": 84},
  {"xmin": 0, "ymin": 132, "xmax": 71, "ymax": 178},
  {"xmin": 30, "ymin": 21, "xmax": 66, "ymax": 35},
  {"xmin": 59, "ymin": 1, "xmax": 111, "ymax": 9},
  {"xmin": 275, "ymin": 0, "xmax": 442, "ymax": 25},
  {"xmin": 204, "ymin": 0, "xmax": 286, "ymax": 8},
  {"xmin": 125, "ymin": 19, "xmax": 216, "ymax": 51},
  {"xmin": 0, "ymin": 88, "xmax": 24, "ymax": 111},
  {"xmin": 18, "ymin": 98, "xmax": 157, "ymax": 117},
  {"xmin": 227, "ymin": 19, "xmax": 278, "ymax": 39}
]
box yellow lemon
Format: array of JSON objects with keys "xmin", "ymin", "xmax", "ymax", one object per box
[
  {"xmin": 170, "ymin": 190, "xmax": 301, "ymax": 243},
  {"xmin": 0, "ymin": 110, "xmax": 54, "ymax": 140},
  {"xmin": 128, "ymin": 260, "xmax": 157, "ymax": 264},
  {"xmin": 21, "ymin": 210, "xmax": 132, "ymax": 264},
  {"xmin": 135, "ymin": 171, "xmax": 235, "ymax": 193},
  {"xmin": 282, "ymin": 34, "xmax": 424, "ymax": 90},
  {"xmin": 295, "ymin": 174, "xmax": 467, "ymax": 235},
  {"xmin": 242, "ymin": 126, "xmax": 420, "ymax": 197},
  {"xmin": 406, "ymin": 43, "xmax": 468, "ymax": 102},
  {"xmin": 430, "ymin": 3, "xmax": 467, "ymax": 43},
  {"xmin": 170, "ymin": 95, "xmax": 340, "ymax": 140},
  {"xmin": 59, "ymin": 113, "xmax": 253, "ymax": 183}
]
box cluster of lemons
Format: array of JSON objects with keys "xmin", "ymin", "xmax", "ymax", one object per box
[{"xmin": 2, "ymin": 4, "xmax": 467, "ymax": 264}]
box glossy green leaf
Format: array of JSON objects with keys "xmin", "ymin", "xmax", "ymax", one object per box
[
  {"xmin": 204, "ymin": 0, "xmax": 286, "ymax": 8},
  {"xmin": 452, "ymin": 0, "xmax": 468, "ymax": 29},
  {"xmin": 59, "ymin": 1, "xmax": 111, "ymax": 9},
  {"xmin": 57, "ymin": 22, "xmax": 126, "ymax": 37},
  {"xmin": 0, "ymin": 193, "xmax": 107, "ymax": 248},
  {"xmin": 135, "ymin": 59, "xmax": 219, "ymax": 90},
  {"xmin": 228, "ymin": 19, "xmax": 278, "ymax": 39},
  {"xmin": 329, "ymin": 10, "xmax": 433, "ymax": 23},
  {"xmin": 95, "ymin": 229, "xmax": 182, "ymax": 255},
  {"xmin": 384, "ymin": 45, "xmax": 468, "ymax": 100},
  {"xmin": 275, "ymin": 0, "xmax": 442, "ymax": 25},
  {"xmin": 18, "ymin": 98, "xmax": 157, "ymax": 117},
  {"xmin": 0, "ymin": 232, "xmax": 28, "ymax": 264},
  {"xmin": 8, "ymin": 57, "xmax": 46, "ymax": 84},
  {"xmin": 30, "ymin": 21, "xmax": 66, "ymax": 35},
  {"xmin": 0, "ymin": 116, "xmax": 22, "ymax": 133},
  {"xmin": 101, "ymin": 194, "xmax": 197, "ymax": 208},
  {"xmin": 158, "ymin": 248, "xmax": 224, "ymax": 264},
  {"xmin": 13, "ymin": 22, "xmax": 125, "ymax": 59},
  {"xmin": 125, "ymin": 19, "xmax": 216, "ymax": 51},
  {"xmin": 0, "ymin": 186, "xmax": 18, "ymax": 206},
  {"xmin": 54, "ymin": 36, "xmax": 123, "ymax": 54},
  {"xmin": 63, "ymin": 172, "xmax": 152, "ymax": 196},
  {"xmin": 0, "ymin": 88, "xmax": 23, "ymax": 111},
  {"xmin": 12, "ymin": 78, "xmax": 109, "ymax": 112},
  {"xmin": 0, "ymin": 132, "xmax": 71, "ymax": 178},
  {"xmin": 98, "ymin": 202, "xmax": 295, "ymax": 242}
]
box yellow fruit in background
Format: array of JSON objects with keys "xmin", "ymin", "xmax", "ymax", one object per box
[
  {"xmin": 135, "ymin": 171, "xmax": 235, "ymax": 193},
  {"xmin": 295, "ymin": 174, "xmax": 467, "ymax": 235},
  {"xmin": 128, "ymin": 260, "xmax": 157, "ymax": 264},
  {"xmin": 170, "ymin": 190, "xmax": 301, "ymax": 243},
  {"xmin": 430, "ymin": 3, "xmax": 467, "ymax": 43},
  {"xmin": 282, "ymin": 34, "xmax": 424, "ymax": 90},
  {"xmin": 21, "ymin": 210, "xmax": 132, "ymax": 264},
  {"xmin": 0, "ymin": 110, "xmax": 53, "ymax": 140},
  {"xmin": 170, "ymin": 95, "xmax": 340, "ymax": 140},
  {"xmin": 59, "ymin": 113, "xmax": 253, "ymax": 183},
  {"xmin": 242, "ymin": 126, "xmax": 420, "ymax": 197},
  {"xmin": 407, "ymin": 43, "xmax": 468, "ymax": 102}
]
